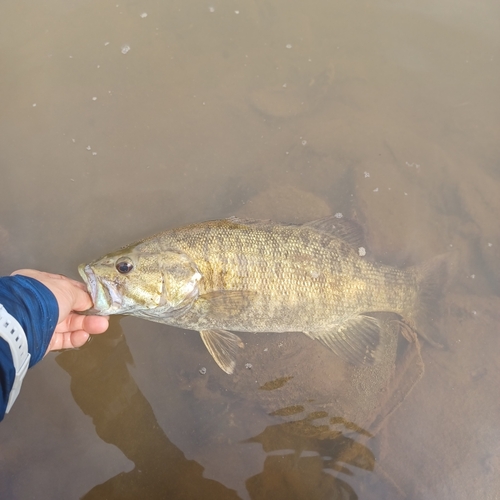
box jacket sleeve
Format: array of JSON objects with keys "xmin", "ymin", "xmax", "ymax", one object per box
[{"xmin": 0, "ymin": 276, "xmax": 59, "ymax": 420}]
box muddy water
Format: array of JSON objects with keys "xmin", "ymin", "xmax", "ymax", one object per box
[{"xmin": 1, "ymin": 0, "xmax": 499, "ymax": 498}]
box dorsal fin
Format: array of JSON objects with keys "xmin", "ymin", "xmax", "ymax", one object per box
[
  {"xmin": 226, "ymin": 216, "xmax": 279, "ymax": 227},
  {"xmin": 226, "ymin": 215, "xmax": 368, "ymax": 253},
  {"xmin": 303, "ymin": 216, "xmax": 367, "ymax": 252}
]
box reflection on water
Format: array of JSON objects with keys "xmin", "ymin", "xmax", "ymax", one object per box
[
  {"xmin": 57, "ymin": 322, "xmax": 400, "ymax": 500},
  {"xmin": 245, "ymin": 416, "xmax": 374, "ymax": 500},
  {"xmin": 56, "ymin": 324, "xmax": 240, "ymax": 500},
  {"xmin": 1, "ymin": 0, "xmax": 500, "ymax": 498},
  {"xmin": 51, "ymin": 311, "xmax": 423, "ymax": 499}
]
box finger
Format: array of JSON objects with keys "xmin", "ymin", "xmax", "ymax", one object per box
[
  {"xmin": 56, "ymin": 313, "xmax": 109, "ymax": 334},
  {"xmin": 61, "ymin": 277, "xmax": 88, "ymax": 292},
  {"xmin": 47, "ymin": 273, "xmax": 89, "ymax": 292},
  {"xmin": 48, "ymin": 330, "xmax": 91, "ymax": 351},
  {"xmin": 69, "ymin": 286, "xmax": 95, "ymax": 312},
  {"xmin": 82, "ymin": 315, "xmax": 109, "ymax": 334},
  {"xmin": 67, "ymin": 330, "xmax": 92, "ymax": 349}
]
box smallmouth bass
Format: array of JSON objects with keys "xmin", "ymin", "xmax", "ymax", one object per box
[{"xmin": 79, "ymin": 216, "xmax": 446, "ymax": 374}]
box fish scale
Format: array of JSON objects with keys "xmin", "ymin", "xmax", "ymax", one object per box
[{"xmin": 79, "ymin": 216, "xmax": 446, "ymax": 374}]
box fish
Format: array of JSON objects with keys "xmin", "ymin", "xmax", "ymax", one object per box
[{"xmin": 79, "ymin": 216, "xmax": 446, "ymax": 374}]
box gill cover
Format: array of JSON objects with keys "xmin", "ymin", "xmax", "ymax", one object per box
[{"xmin": 159, "ymin": 250, "xmax": 202, "ymax": 310}]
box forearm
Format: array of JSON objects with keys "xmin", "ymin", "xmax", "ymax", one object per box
[{"xmin": 0, "ymin": 276, "xmax": 58, "ymax": 420}]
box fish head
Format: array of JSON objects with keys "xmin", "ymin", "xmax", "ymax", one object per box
[{"xmin": 79, "ymin": 244, "xmax": 202, "ymax": 317}]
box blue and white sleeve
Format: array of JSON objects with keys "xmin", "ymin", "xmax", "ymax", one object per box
[{"xmin": 0, "ymin": 276, "xmax": 59, "ymax": 420}]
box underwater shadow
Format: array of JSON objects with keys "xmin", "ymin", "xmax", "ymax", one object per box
[{"xmin": 56, "ymin": 322, "xmax": 240, "ymax": 500}]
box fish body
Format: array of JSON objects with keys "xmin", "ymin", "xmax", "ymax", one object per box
[{"xmin": 79, "ymin": 216, "xmax": 444, "ymax": 373}]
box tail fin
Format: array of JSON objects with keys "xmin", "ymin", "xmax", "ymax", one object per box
[{"xmin": 408, "ymin": 254, "xmax": 450, "ymax": 348}]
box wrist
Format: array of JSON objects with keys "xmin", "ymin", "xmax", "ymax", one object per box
[
  {"xmin": 0, "ymin": 275, "xmax": 59, "ymax": 366},
  {"xmin": 0, "ymin": 305, "xmax": 31, "ymax": 412}
]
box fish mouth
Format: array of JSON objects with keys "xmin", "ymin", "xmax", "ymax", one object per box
[
  {"xmin": 78, "ymin": 263, "xmax": 123, "ymax": 314},
  {"xmin": 79, "ymin": 263, "xmax": 97, "ymax": 299}
]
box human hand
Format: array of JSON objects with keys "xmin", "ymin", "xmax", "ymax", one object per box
[{"xmin": 10, "ymin": 269, "xmax": 109, "ymax": 353}]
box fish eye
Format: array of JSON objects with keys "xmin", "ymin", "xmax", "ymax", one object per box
[{"xmin": 116, "ymin": 257, "xmax": 134, "ymax": 274}]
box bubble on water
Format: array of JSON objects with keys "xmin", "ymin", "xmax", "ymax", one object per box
[
  {"xmin": 32, "ymin": 103, "xmax": 36, "ymax": 107},
  {"xmin": 86, "ymin": 146, "xmax": 91, "ymax": 151},
  {"xmin": 199, "ymin": 367, "xmax": 207, "ymax": 375},
  {"xmin": 121, "ymin": 44, "xmax": 131, "ymax": 54},
  {"xmin": 364, "ymin": 171, "xmax": 370, "ymax": 178},
  {"xmin": 310, "ymin": 270, "xmax": 320, "ymax": 279},
  {"xmin": 488, "ymin": 242, "xmax": 493, "ymax": 247},
  {"xmin": 92, "ymin": 97, "xmax": 97, "ymax": 101},
  {"xmin": 245, "ymin": 363, "xmax": 253, "ymax": 370},
  {"xmin": 140, "ymin": 12, "xmax": 147, "ymax": 18},
  {"xmin": 282, "ymin": 83, "xmax": 287, "ymax": 88},
  {"xmin": 92, "ymin": 152, "xmax": 97, "ymax": 156},
  {"xmin": 104, "ymin": 42, "xmax": 110, "ymax": 46},
  {"xmin": 470, "ymin": 274, "xmax": 475, "ymax": 279},
  {"xmin": 235, "ymin": 10, "xmax": 240, "ymax": 14},
  {"xmin": 301, "ymin": 140, "xmax": 307, "ymax": 146},
  {"xmin": 208, "ymin": 6, "xmax": 215, "ymax": 12},
  {"xmin": 334, "ymin": 212, "xmax": 343, "ymax": 219},
  {"xmin": 373, "ymin": 187, "xmax": 379, "ymax": 192},
  {"xmin": 285, "ymin": 44, "xmax": 292, "ymax": 49},
  {"xmin": 358, "ymin": 247, "xmax": 366, "ymax": 257}
]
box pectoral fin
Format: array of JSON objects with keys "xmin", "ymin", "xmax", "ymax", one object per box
[
  {"xmin": 304, "ymin": 315, "xmax": 381, "ymax": 365},
  {"xmin": 198, "ymin": 290, "xmax": 258, "ymax": 317},
  {"xmin": 199, "ymin": 329, "xmax": 244, "ymax": 374}
]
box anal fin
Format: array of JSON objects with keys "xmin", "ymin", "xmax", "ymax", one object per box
[
  {"xmin": 304, "ymin": 315, "xmax": 381, "ymax": 365},
  {"xmin": 199, "ymin": 329, "xmax": 244, "ymax": 374}
]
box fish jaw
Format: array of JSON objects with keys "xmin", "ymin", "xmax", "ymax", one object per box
[{"xmin": 78, "ymin": 263, "xmax": 124, "ymax": 314}]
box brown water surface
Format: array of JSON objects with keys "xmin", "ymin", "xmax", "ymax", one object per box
[{"xmin": 1, "ymin": 0, "xmax": 499, "ymax": 498}]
